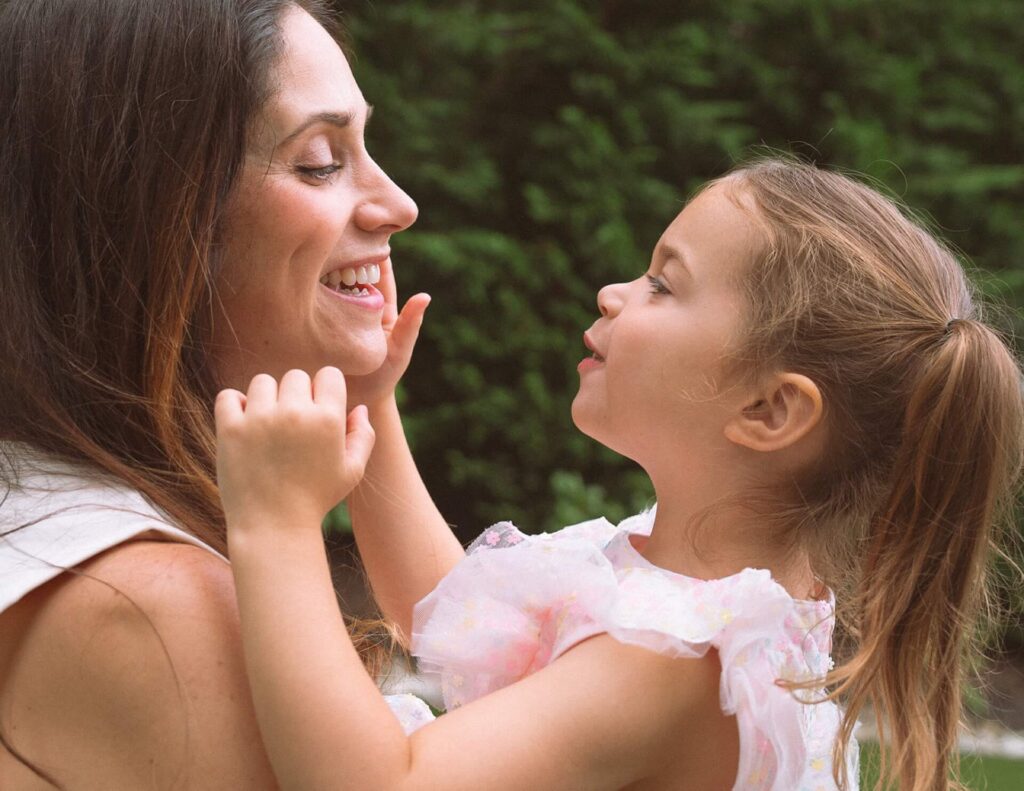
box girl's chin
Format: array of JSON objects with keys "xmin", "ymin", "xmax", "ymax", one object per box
[
  {"xmin": 570, "ymin": 399, "xmax": 603, "ymax": 442},
  {"xmin": 571, "ymin": 400, "xmax": 634, "ymax": 459}
]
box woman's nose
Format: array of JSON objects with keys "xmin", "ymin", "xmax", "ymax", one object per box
[
  {"xmin": 354, "ymin": 157, "xmax": 419, "ymax": 233},
  {"xmin": 596, "ymin": 282, "xmax": 627, "ymax": 317}
]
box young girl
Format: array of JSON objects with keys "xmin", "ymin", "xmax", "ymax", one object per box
[{"xmin": 214, "ymin": 158, "xmax": 1023, "ymax": 791}]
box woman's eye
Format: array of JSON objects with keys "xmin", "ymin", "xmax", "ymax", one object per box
[
  {"xmin": 646, "ymin": 274, "xmax": 670, "ymax": 295},
  {"xmin": 296, "ymin": 163, "xmax": 342, "ymax": 183}
]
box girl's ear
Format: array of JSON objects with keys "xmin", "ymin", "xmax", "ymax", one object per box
[{"xmin": 723, "ymin": 373, "xmax": 823, "ymax": 452}]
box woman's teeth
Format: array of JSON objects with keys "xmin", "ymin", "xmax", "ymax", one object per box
[{"xmin": 320, "ymin": 263, "xmax": 381, "ymax": 296}]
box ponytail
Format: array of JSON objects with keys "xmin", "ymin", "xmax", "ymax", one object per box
[
  {"xmin": 829, "ymin": 319, "xmax": 1024, "ymax": 791},
  {"xmin": 722, "ymin": 158, "xmax": 1023, "ymax": 789}
]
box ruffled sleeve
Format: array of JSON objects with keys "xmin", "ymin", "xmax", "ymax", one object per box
[
  {"xmin": 603, "ymin": 539, "xmax": 853, "ymax": 791},
  {"xmin": 411, "ymin": 516, "xmax": 856, "ymax": 790},
  {"xmin": 733, "ymin": 597, "xmax": 858, "ymax": 790},
  {"xmin": 411, "ymin": 520, "xmax": 620, "ymax": 708}
]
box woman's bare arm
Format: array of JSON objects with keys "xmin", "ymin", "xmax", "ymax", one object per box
[{"xmin": 0, "ymin": 540, "xmax": 278, "ymax": 790}]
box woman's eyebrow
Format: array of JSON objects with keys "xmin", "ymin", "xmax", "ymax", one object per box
[{"xmin": 279, "ymin": 103, "xmax": 373, "ymax": 145}]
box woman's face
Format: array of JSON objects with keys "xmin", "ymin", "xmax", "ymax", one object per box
[{"xmin": 211, "ymin": 7, "xmax": 418, "ymax": 390}]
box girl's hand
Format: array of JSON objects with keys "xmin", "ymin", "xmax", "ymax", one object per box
[
  {"xmin": 346, "ymin": 258, "xmax": 430, "ymax": 409},
  {"xmin": 214, "ymin": 367, "xmax": 376, "ymax": 529}
]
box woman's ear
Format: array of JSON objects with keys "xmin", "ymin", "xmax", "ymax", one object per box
[{"xmin": 723, "ymin": 373, "xmax": 823, "ymax": 452}]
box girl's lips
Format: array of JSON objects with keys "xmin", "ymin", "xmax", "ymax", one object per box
[
  {"xmin": 580, "ymin": 331, "xmax": 606, "ymax": 373},
  {"xmin": 319, "ymin": 281, "xmax": 385, "ymax": 311}
]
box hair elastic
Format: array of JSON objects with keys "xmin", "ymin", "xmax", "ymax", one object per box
[{"xmin": 944, "ymin": 318, "xmax": 962, "ymax": 335}]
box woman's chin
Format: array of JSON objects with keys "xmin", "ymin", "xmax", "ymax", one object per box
[{"xmin": 327, "ymin": 338, "xmax": 388, "ymax": 377}]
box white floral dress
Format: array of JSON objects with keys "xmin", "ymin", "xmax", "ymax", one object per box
[{"xmin": 409, "ymin": 510, "xmax": 859, "ymax": 790}]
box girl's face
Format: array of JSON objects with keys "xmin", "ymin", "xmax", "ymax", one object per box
[
  {"xmin": 572, "ymin": 183, "xmax": 763, "ymax": 473},
  {"xmin": 211, "ymin": 7, "xmax": 418, "ymax": 390}
]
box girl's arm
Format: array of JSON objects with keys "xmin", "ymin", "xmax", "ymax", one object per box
[
  {"xmin": 347, "ymin": 396, "xmax": 464, "ymax": 638},
  {"xmin": 229, "ymin": 527, "xmax": 728, "ymax": 791},
  {"xmin": 217, "ymin": 369, "xmax": 730, "ymax": 791},
  {"xmin": 343, "ymin": 261, "xmax": 464, "ymax": 636}
]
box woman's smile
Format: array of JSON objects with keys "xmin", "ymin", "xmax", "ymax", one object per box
[{"xmin": 318, "ymin": 257, "xmax": 389, "ymax": 311}]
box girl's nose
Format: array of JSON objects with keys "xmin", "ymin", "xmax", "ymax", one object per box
[
  {"xmin": 354, "ymin": 157, "xmax": 419, "ymax": 233},
  {"xmin": 597, "ymin": 282, "xmax": 627, "ymax": 317}
]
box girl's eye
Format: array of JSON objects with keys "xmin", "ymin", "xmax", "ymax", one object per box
[
  {"xmin": 296, "ymin": 163, "xmax": 342, "ymax": 183},
  {"xmin": 646, "ymin": 274, "xmax": 670, "ymax": 295}
]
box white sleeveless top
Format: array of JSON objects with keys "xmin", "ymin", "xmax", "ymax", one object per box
[
  {"xmin": 0, "ymin": 441, "xmax": 435, "ymax": 734},
  {"xmin": 0, "ymin": 441, "xmax": 226, "ymax": 613}
]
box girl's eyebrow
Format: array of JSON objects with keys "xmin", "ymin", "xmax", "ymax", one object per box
[{"xmin": 658, "ymin": 244, "xmax": 691, "ymax": 277}]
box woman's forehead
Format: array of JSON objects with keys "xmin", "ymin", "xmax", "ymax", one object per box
[{"xmin": 259, "ymin": 7, "xmax": 364, "ymax": 144}]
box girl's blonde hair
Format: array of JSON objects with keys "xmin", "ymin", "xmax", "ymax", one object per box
[{"xmin": 722, "ymin": 158, "xmax": 1023, "ymax": 791}]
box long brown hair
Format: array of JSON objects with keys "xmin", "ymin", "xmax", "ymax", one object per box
[
  {"xmin": 0, "ymin": 0, "xmax": 345, "ymax": 556},
  {"xmin": 1, "ymin": 5, "xmax": 396, "ymax": 783},
  {"xmin": 722, "ymin": 158, "xmax": 1023, "ymax": 790},
  {"xmin": 0, "ymin": 0, "xmax": 402, "ymax": 690}
]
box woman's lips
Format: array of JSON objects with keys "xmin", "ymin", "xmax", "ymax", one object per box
[{"xmin": 320, "ymin": 281, "xmax": 385, "ymax": 311}]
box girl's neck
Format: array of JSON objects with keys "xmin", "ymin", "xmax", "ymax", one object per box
[{"xmin": 640, "ymin": 491, "xmax": 818, "ymax": 601}]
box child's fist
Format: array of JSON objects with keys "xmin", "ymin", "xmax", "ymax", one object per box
[{"xmin": 214, "ymin": 367, "xmax": 375, "ymax": 529}]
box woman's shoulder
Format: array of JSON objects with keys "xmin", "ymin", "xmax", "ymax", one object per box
[
  {"xmin": 0, "ymin": 540, "xmax": 278, "ymax": 788},
  {"xmin": 0, "ymin": 540, "xmax": 236, "ymax": 704},
  {"xmin": 0, "ymin": 442, "xmax": 226, "ymax": 612},
  {"xmin": 53, "ymin": 539, "xmax": 236, "ymax": 634}
]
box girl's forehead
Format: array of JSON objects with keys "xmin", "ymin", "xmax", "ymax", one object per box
[{"xmin": 658, "ymin": 183, "xmax": 764, "ymax": 281}]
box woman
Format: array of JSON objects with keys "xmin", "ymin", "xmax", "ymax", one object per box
[{"xmin": 0, "ymin": 0, "xmax": 426, "ymax": 786}]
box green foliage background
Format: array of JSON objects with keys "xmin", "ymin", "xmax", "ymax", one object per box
[{"xmin": 325, "ymin": 0, "xmax": 1024, "ymax": 566}]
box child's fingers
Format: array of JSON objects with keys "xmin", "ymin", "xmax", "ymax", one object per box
[
  {"xmin": 377, "ymin": 257, "xmax": 397, "ymax": 302},
  {"xmin": 214, "ymin": 388, "xmax": 246, "ymax": 427},
  {"xmin": 278, "ymin": 368, "xmax": 313, "ymax": 404},
  {"xmin": 389, "ymin": 293, "xmax": 431, "ymax": 359},
  {"xmin": 378, "ymin": 257, "xmax": 399, "ymax": 327},
  {"xmin": 343, "ymin": 404, "xmax": 375, "ymax": 478},
  {"xmin": 245, "ymin": 373, "xmax": 278, "ymax": 414},
  {"xmin": 312, "ymin": 366, "xmax": 347, "ymax": 412}
]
